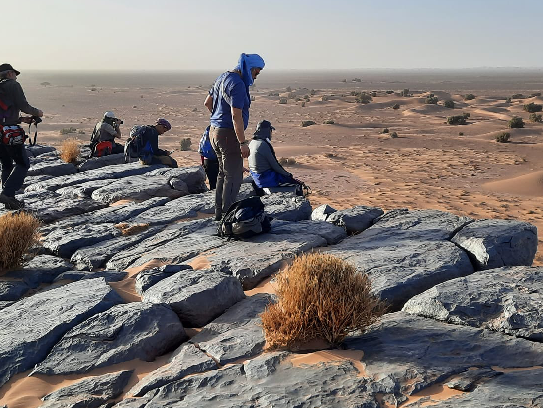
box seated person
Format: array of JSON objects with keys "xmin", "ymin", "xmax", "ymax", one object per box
[
  {"xmin": 91, "ymin": 111, "xmax": 124, "ymax": 156},
  {"xmin": 248, "ymin": 120, "xmax": 304, "ymax": 193},
  {"xmin": 139, "ymin": 118, "xmax": 178, "ymax": 168}
]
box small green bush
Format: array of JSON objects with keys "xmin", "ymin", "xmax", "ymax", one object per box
[
  {"xmin": 530, "ymin": 113, "xmax": 543, "ymax": 122},
  {"xmin": 459, "ymin": 132, "xmax": 464, "ymax": 136},
  {"xmin": 382, "ymin": 128, "xmax": 389, "ymax": 134},
  {"xmin": 464, "ymin": 94, "xmax": 476, "ymax": 101},
  {"xmin": 444, "ymin": 100, "xmax": 455, "ymax": 109},
  {"xmin": 323, "ymin": 120, "xmax": 335, "ymax": 124},
  {"xmin": 355, "ymin": 92, "xmax": 372, "ymax": 104},
  {"xmin": 463, "ymin": 112, "xmax": 470, "ymax": 119},
  {"xmin": 77, "ymin": 130, "xmax": 85, "ymax": 135},
  {"xmin": 509, "ymin": 116, "xmax": 525, "ymax": 128},
  {"xmin": 180, "ymin": 138, "xmax": 192, "ymax": 151},
  {"xmin": 425, "ymin": 96, "xmax": 439, "ymax": 104},
  {"xmin": 279, "ymin": 98, "xmax": 288, "ymax": 104},
  {"xmin": 390, "ymin": 132, "xmax": 398, "ymax": 138},
  {"xmin": 392, "ymin": 104, "xmax": 400, "ymax": 110},
  {"xmin": 301, "ymin": 102, "xmax": 306, "ymax": 107},
  {"xmin": 60, "ymin": 127, "xmax": 77, "ymax": 135},
  {"xmin": 505, "ymin": 97, "xmax": 512, "ymax": 103},
  {"xmin": 386, "ymin": 90, "xmax": 394, "ymax": 94},
  {"xmin": 530, "ymin": 92, "xmax": 541, "ymax": 97},
  {"xmin": 524, "ymin": 102, "xmax": 542, "ymax": 113},
  {"xmin": 321, "ymin": 95, "xmax": 329, "ymax": 102},
  {"xmin": 371, "ymin": 91, "xmax": 377, "ymax": 97},
  {"xmin": 301, "ymin": 120, "xmax": 316, "ymax": 127},
  {"xmin": 447, "ymin": 115, "xmax": 467, "ymax": 125},
  {"xmin": 496, "ymin": 132, "xmax": 511, "ymax": 143},
  {"xmin": 511, "ymin": 93, "xmax": 524, "ymax": 99}
]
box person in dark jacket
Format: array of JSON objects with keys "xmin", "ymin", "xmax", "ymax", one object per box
[
  {"xmin": 0, "ymin": 63, "xmax": 43, "ymax": 209},
  {"xmin": 204, "ymin": 53, "xmax": 265, "ymax": 220},
  {"xmin": 139, "ymin": 118, "xmax": 177, "ymax": 168},
  {"xmin": 248, "ymin": 120, "xmax": 304, "ymax": 193},
  {"xmin": 90, "ymin": 111, "xmax": 124, "ymax": 156}
]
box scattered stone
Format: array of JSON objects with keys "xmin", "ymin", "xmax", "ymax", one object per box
[
  {"xmin": 143, "ymin": 269, "xmax": 245, "ymax": 327},
  {"xmin": 269, "ymin": 219, "xmax": 347, "ymax": 245},
  {"xmin": 0, "ymin": 278, "xmax": 123, "ymax": 388},
  {"xmin": 41, "ymin": 370, "xmax": 133, "ymax": 408},
  {"xmin": 32, "ymin": 303, "xmax": 186, "ymax": 375},
  {"xmin": 135, "ymin": 264, "xmax": 193, "ymax": 295},
  {"xmin": 261, "ymin": 193, "xmax": 312, "ymax": 221},
  {"xmin": 451, "ymin": 219, "xmax": 537, "ymax": 269},
  {"xmin": 54, "ymin": 270, "xmax": 127, "ymax": 283},
  {"xmin": 0, "ymin": 281, "xmax": 30, "ymax": 301}
]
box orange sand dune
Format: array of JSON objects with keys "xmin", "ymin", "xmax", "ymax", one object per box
[{"xmin": 483, "ymin": 170, "xmax": 543, "ymax": 197}]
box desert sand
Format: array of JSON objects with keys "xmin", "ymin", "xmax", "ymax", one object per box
[{"xmin": 1, "ymin": 69, "xmax": 542, "ymax": 407}]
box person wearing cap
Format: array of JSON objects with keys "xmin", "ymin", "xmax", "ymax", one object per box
[
  {"xmin": 204, "ymin": 53, "xmax": 265, "ymax": 221},
  {"xmin": 0, "ymin": 63, "xmax": 43, "ymax": 210},
  {"xmin": 249, "ymin": 120, "xmax": 304, "ymax": 192},
  {"xmin": 137, "ymin": 118, "xmax": 177, "ymax": 168},
  {"xmin": 90, "ymin": 111, "xmax": 124, "ymax": 156}
]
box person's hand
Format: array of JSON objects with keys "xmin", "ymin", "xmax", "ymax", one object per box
[{"xmin": 240, "ymin": 144, "xmax": 249, "ymax": 158}]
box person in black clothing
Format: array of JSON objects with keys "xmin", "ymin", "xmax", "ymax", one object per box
[
  {"xmin": 0, "ymin": 63, "xmax": 43, "ymax": 210},
  {"xmin": 139, "ymin": 118, "xmax": 177, "ymax": 168}
]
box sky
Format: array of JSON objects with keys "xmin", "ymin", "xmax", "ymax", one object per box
[{"xmin": 5, "ymin": 0, "xmax": 543, "ymax": 72}]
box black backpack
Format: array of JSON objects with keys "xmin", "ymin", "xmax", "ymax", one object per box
[{"xmin": 218, "ymin": 196, "xmax": 272, "ymax": 239}]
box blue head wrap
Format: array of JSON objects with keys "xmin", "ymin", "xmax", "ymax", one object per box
[{"xmin": 234, "ymin": 53, "xmax": 265, "ymax": 88}]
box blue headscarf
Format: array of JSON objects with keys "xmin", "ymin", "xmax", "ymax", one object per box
[{"xmin": 233, "ymin": 53, "xmax": 265, "ymax": 88}]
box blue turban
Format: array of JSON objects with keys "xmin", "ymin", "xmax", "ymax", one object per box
[{"xmin": 234, "ymin": 53, "xmax": 265, "ymax": 88}]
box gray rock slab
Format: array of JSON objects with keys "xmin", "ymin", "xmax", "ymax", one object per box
[
  {"xmin": 451, "ymin": 219, "xmax": 537, "ymax": 269},
  {"xmin": 147, "ymin": 166, "xmax": 207, "ymax": 194},
  {"xmin": 56, "ymin": 179, "xmax": 117, "ymax": 199},
  {"xmin": 21, "ymin": 191, "xmax": 107, "ymax": 223},
  {"xmin": 326, "ymin": 205, "xmax": 384, "ymax": 234},
  {"xmin": 54, "ymin": 270, "xmax": 127, "ymax": 283},
  {"xmin": 77, "ymin": 153, "xmax": 125, "ymax": 172},
  {"xmin": 184, "ymin": 232, "xmax": 327, "ymax": 290},
  {"xmin": 27, "ymin": 144, "xmax": 56, "ymax": 157},
  {"xmin": 70, "ymin": 226, "xmax": 163, "ymax": 271},
  {"xmin": 127, "ymin": 192, "xmax": 215, "ymax": 226},
  {"xmin": 135, "ymin": 265, "xmax": 193, "ymax": 295},
  {"xmin": 0, "ymin": 280, "xmax": 30, "ymax": 301},
  {"xmin": 32, "ymin": 303, "xmax": 186, "ymax": 376},
  {"xmin": 311, "ymin": 203, "xmax": 337, "ymax": 221},
  {"xmin": 40, "ymin": 197, "xmax": 169, "ymax": 235},
  {"xmin": 0, "ymin": 278, "xmax": 123, "ymax": 388},
  {"xmin": 28, "ymin": 159, "xmax": 77, "ymax": 177},
  {"xmin": 41, "ymin": 370, "xmax": 133, "ymax": 408},
  {"xmin": 358, "ymin": 208, "xmax": 473, "ymax": 243},
  {"xmin": 402, "ymin": 266, "xmax": 543, "ymax": 340},
  {"xmin": 328, "ymin": 239, "xmax": 474, "ymax": 310},
  {"xmin": 105, "ymin": 219, "xmax": 213, "ymax": 271},
  {"xmin": 25, "ymin": 162, "xmax": 162, "ymax": 193},
  {"xmin": 269, "ymin": 219, "xmax": 347, "ymax": 245},
  {"xmin": 91, "ymin": 175, "xmax": 183, "ymax": 204},
  {"xmin": 345, "ymin": 312, "xmax": 543, "ymax": 391},
  {"xmin": 261, "ymin": 193, "xmax": 312, "ymax": 221},
  {"xmin": 5, "ymin": 255, "xmax": 74, "ymax": 288},
  {"xmin": 129, "ymin": 343, "xmax": 217, "ymax": 397},
  {"xmin": 0, "ymin": 301, "xmax": 14, "ymax": 310},
  {"xmin": 43, "ymin": 223, "xmax": 122, "ymax": 259},
  {"xmin": 143, "ymin": 269, "xmax": 245, "ymax": 327},
  {"xmin": 190, "ymin": 294, "xmax": 272, "ymax": 364}
]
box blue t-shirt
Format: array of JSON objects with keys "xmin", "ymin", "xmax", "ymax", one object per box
[{"xmin": 209, "ymin": 72, "xmax": 250, "ymax": 130}]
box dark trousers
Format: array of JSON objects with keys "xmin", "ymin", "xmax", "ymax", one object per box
[
  {"xmin": 203, "ymin": 158, "xmax": 219, "ymax": 190},
  {"xmin": 0, "ymin": 144, "xmax": 30, "ymax": 197},
  {"xmin": 210, "ymin": 126, "xmax": 243, "ymax": 219}
]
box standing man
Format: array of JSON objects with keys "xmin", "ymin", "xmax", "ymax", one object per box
[
  {"xmin": 0, "ymin": 63, "xmax": 43, "ymax": 210},
  {"xmin": 204, "ymin": 53, "xmax": 265, "ymax": 221}
]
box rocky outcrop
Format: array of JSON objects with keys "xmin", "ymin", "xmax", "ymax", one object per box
[
  {"xmin": 0, "ymin": 278, "xmax": 122, "ymax": 388},
  {"xmin": 311, "ymin": 204, "xmax": 384, "ymax": 233}
]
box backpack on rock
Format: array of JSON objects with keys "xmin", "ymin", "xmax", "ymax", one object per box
[
  {"xmin": 124, "ymin": 125, "xmax": 152, "ymax": 164},
  {"xmin": 218, "ymin": 196, "xmax": 272, "ymax": 239}
]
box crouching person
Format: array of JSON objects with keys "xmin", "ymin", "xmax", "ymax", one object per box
[
  {"xmin": 248, "ymin": 120, "xmax": 306, "ymax": 195},
  {"xmin": 90, "ymin": 111, "xmax": 124, "ymax": 157},
  {"xmin": 138, "ymin": 118, "xmax": 177, "ymax": 168}
]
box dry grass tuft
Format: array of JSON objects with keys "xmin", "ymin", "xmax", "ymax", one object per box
[
  {"xmin": 60, "ymin": 138, "xmax": 81, "ymax": 164},
  {"xmin": 0, "ymin": 212, "xmax": 41, "ymax": 273},
  {"xmin": 260, "ymin": 253, "xmax": 386, "ymax": 349},
  {"xmin": 114, "ymin": 222, "xmax": 150, "ymax": 236}
]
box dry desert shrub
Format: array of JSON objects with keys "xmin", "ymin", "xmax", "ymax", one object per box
[
  {"xmin": 496, "ymin": 132, "xmax": 511, "ymax": 143},
  {"xmin": 260, "ymin": 253, "xmax": 386, "ymax": 349},
  {"xmin": 60, "ymin": 138, "xmax": 81, "ymax": 164},
  {"xmin": 114, "ymin": 222, "xmax": 150, "ymax": 236},
  {"xmin": 529, "ymin": 113, "xmax": 542, "ymax": 123},
  {"xmin": 180, "ymin": 137, "xmax": 192, "ymax": 151},
  {"xmin": 509, "ymin": 116, "xmax": 525, "ymax": 129},
  {"xmin": 278, "ymin": 157, "xmax": 297, "ymax": 166},
  {"xmin": 0, "ymin": 212, "xmax": 40, "ymax": 273}
]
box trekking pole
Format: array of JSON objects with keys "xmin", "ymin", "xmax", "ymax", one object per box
[{"xmin": 27, "ymin": 116, "xmax": 42, "ymax": 146}]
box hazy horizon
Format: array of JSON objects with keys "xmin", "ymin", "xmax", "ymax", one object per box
[{"xmin": 5, "ymin": 0, "xmax": 543, "ymax": 72}]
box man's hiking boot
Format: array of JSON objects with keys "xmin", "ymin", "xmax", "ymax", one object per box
[{"xmin": 0, "ymin": 193, "xmax": 24, "ymax": 210}]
